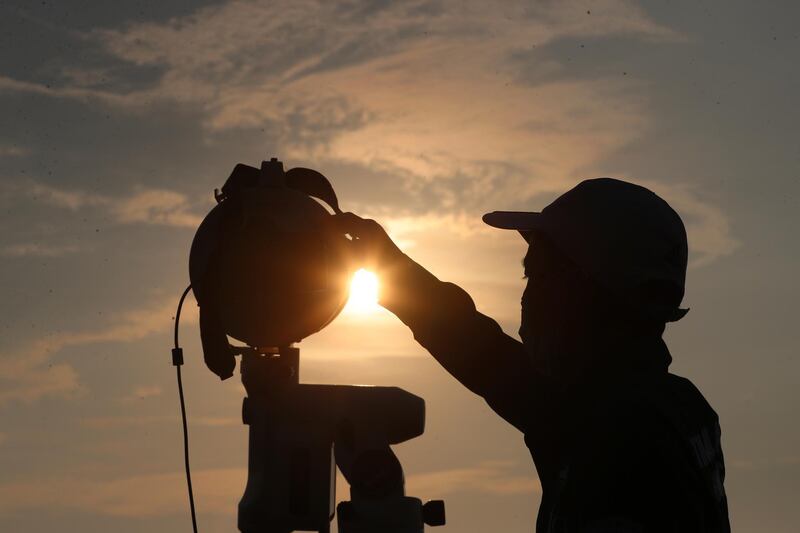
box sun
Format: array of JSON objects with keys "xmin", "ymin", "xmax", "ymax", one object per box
[{"xmin": 344, "ymin": 269, "xmax": 380, "ymax": 314}]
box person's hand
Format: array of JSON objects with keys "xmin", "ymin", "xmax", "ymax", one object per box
[{"xmin": 331, "ymin": 212, "xmax": 405, "ymax": 273}]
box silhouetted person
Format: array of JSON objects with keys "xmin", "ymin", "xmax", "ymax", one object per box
[{"xmin": 335, "ymin": 178, "xmax": 730, "ymax": 532}]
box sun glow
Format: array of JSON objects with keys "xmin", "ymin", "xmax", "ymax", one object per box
[{"xmin": 344, "ymin": 269, "xmax": 380, "ymax": 314}]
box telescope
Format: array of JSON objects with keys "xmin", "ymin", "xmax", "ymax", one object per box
[{"xmin": 183, "ymin": 158, "xmax": 445, "ymax": 532}]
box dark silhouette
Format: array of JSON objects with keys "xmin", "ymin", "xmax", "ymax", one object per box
[
  {"xmin": 334, "ymin": 178, "xmax": 731, "ymax": 532},
  {"xmin": 188, "ymin": 159, "xmax": 446, "ymax": 532}
]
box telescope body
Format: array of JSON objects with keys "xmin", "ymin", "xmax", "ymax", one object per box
[
  {"xmin": 187, "ymin": 159, "xmax": 444, "ymax": 531},
  {"xmin": 189, "ymin": 159, "xmax": 351, "ymax": 379}
]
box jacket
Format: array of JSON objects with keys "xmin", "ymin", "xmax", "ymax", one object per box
[{"xmin": 380, "ymin": 254, "xmax": 731, "ymax": 532}]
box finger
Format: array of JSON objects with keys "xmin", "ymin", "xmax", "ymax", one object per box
[
  {"xmin": 333, "ymin": 213, "xmax": 387, "ymax": 242},
  {"xmin": 331, "ymin": 212, "xmax": 367, "ymax": 237}
]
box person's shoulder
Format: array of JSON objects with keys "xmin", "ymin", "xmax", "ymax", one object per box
[
  {"xmin": 657, "ymin": 372, "xmax": 720, "ymax": 424},
  {"xmin": 594, "ymin": 371, "xmax": 717, "ymax": 440},
  {"xmin": 615, "ymin": 372, "xmax": 723, "ymax": 467}
]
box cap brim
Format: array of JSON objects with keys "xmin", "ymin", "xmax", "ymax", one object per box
[
  {"xmin": 482, "ymin": 211, "xmax": 544, "ymax": 230},
  {"xmin": 482, "ymin": 211, "xmax": 545, "ymax": 243}
]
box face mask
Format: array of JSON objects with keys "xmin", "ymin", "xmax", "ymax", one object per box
[
  {"xmin": 520, "ymin": 282, "xmax": 560, "ymax": 378},
  {"xmin": 520, "ymin": 274, "xmax": 593, "ymax": 382},
  {"xmin": 521, "ymin": 240, "xmax": 601, "ymax": 381}
]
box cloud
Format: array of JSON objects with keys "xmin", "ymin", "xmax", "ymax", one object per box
[
  {"xmin": 0, "ymin": 75, "xmax": 132, "ymax": 107},
  {"xmin": 110, "ymin": 188, "xmax": 203, "ymax": 228},
  {"xmin": 15, "ymin": 181, "xmax": 202, "ymax": 228},
  {"xmin": 407, "ymin": 460, "xmax": 540, "ymax": 497},
  {"xmin": 80, "ymin": 415, "xmax": 239, "ymax": 429},
  {"xmin": 729, "ymin": 455, "xmax": 800, "ymax": 471},
  {"xmin": 371, "ymin": 212, "xmax": 496, "ymax": 251},
  {"xmin": 0, "ymin": 460, "xmax": 537, "ymax": 517},
  {"xmin": 367, "ymin": 182, "xmax": 739, "ymax": 270},
  {"xmin": 0, "ymin": 1, "xmax": 737, "ymax": 265},
  {"xmin": 0, "ymin": 144, "xmax": 30, "ymax": 157},
  {"xmin": 0, "ymin": 468, "xmax": 245, "ymax": 517},
  {"xmin": 119, "ymin": 385, "xmax": 162, "ymax": 403},
  {"xmin": 638, "ymin": 179, "xmax": 740, "ymax": 267},
  {"xmin": 77, "ymin": 0, "xmax": 676, "ymax": 179},
  {"xmin": 27, "ymin": 182, "xmax": 108, "ymax": 211},
  {"xmin": 1, "ymin": 243, "xmax": 83, "ymax": 257},
  {"xmin": 1, "ymin": 1, "xmax": 678, "ymax": 148},
  {"xmin": 0, "ymin": 295, "xmax": 197, "ymax": 407}
]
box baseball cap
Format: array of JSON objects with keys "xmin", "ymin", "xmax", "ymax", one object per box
[{"xmin": 483, "ymin": 178, "xmax": 689, "ymax": 322}]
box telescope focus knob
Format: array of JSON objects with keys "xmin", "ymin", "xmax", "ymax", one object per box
[{"xmin": 422, "ymin": 500, "xmax": 446, "ymax": 527}]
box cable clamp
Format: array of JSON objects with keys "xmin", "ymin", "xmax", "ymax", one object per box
[{"xmin": 172, "ymin": 347, "xmax": 184, "ymax": 366}]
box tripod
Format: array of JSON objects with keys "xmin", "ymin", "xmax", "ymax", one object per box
[{"xmin": 237, "ymin": 347, "xmax": 445, "ymax": 533}]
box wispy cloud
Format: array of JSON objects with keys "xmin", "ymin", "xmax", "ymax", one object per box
[
  {"xmin": 0, "ymin": 468, "xmax": 245, "ymax": 517},
  {"xmin": 1, "ymin": 1, "xmax": 678, "ymax": 160},
  {"xmin": 1, "ymin": 243, "xmax": 83, "ymax": 257},
  {"xmin": 407, "ymin": 460, "xmax": 540, "ymax": 497},
  {"xmin": 15, "ymin": 181, "xmax": 203, "ymax": 229},
  {"xmin": 110, "ymin": 188, "xmax": 203, "ymax": 228},
  {"xmin": 0, "ymin": 460, "xmax": 537, "ymax": 517},
  {"xmin": 0, "ymin": 144, "xmax": 31, "ymax": 157},
  {"xmin": 64, "ymin": 0, "xmax": 739, "ymax": 265},
  {"xmin": 119, "ymin": 385, "xmax": 162, "ymax": 403},
  {"xmin": 0, "ymin": 1, "xmax": 737, "ymax": 266},
  {"xmin": 371, "ymin": 188, "xmax": 739, "ymax": 269},
  {"xmin": 0, "ymin": 75, "xmax": 132, "ymax": 107},
  {"xmin": 27, "ymin": 182, "xmax": 108, "ymax": 211},
  {"xmin": 81, "ymin": 0, "xmax": 678, "ymax": 182},
  {"xmin": 639, "ymin": 180, "xmax": 740, "ymax": 267},
  {"xmin": 80, "ymin": 414, "xmax": 238, "ymax": 429},
  {"xmin": 0, "ymin": 1, "xmax": 735, "ymax": 267},
  {"xmin": 0, "ymin": 295, "xmax": 197, "ymax": 407}
]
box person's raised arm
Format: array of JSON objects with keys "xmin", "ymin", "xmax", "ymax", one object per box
[{"xmin": 332, "ymin": 212, "xmax": 537, "ymax": 431}]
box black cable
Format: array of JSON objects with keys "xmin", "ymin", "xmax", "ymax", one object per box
[
  {"xmin": 173, "ymin": 284, "xmax": 198, "ymax": 533},
  {"xmin": 174, "ymin": 284, "xmax": 192, "ymax": 351}
]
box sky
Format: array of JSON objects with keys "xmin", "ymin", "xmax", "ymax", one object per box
[{"xmin": 0, "ymin": 0, "xmax": 798, "ymax": 531}]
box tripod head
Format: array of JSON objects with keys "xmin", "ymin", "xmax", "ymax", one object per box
[{"xmin": 237, "ymin": 346, "xmax": 431, "ymax": 533}]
